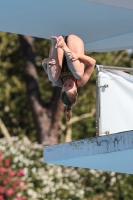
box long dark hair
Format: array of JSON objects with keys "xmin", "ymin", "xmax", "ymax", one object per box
[{"xmin": 61, "ymin": 90, "xmax": 78, "ymax": 121}]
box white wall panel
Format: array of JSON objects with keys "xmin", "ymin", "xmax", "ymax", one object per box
[{"xmin": 99, "ymin": 70, "xmax": 133, "ymax": 135}]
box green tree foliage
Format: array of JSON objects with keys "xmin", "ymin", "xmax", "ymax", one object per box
[
  {"xmin": 0, "ymin": 32, "xmax": 35, "ymax": 140},
  {"xmin": 0, "ymin": 32, "xmax": 54, "ymax": 142}
]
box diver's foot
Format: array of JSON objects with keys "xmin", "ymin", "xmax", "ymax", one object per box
[
  {"xmin": 52, "ymin": 36, "xmax": 67, "ymax": 49},
  {"xmin": 42, "ymin": 58, "xmax": 56, "ymax": 69},
  {"xmin": 42, "ymin": 58, "xmax": 49, "ymax": 70},
  {"xmin": 51, "ymin": 36, "xmax": 58, "ymax": 47}
]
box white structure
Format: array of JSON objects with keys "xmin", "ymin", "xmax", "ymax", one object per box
[
  {"xmin": 96, "ymin": 66, "xmax": 133, "ymax": 136},
  {"xmin": 0, "ymin": 0, "xmax": 133, "ymax": 52},
  {"xmin": 44, "ymin": 130, "xmax": 133, "ymax": 174}
]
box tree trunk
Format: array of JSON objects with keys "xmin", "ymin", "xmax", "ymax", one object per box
[{"xmin": 19, "ymin": 35, "xmax": 63, "ymax": 145}]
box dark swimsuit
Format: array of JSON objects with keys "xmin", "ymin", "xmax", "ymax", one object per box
[{"xmin": 60, "ymin": 36, "xmax": 77, "ymax": 85}]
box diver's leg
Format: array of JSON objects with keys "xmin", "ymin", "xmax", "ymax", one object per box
[
  {"xmin": 42, "ymin": 37, "xmax": 64, "ymax": 82},
  {"xmin": 63, "ymin": 35, "xmax": 85, "ymax": 79}
]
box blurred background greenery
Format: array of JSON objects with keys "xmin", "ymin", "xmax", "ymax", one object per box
[{"xmin": 0, "ymin": 32, "xmax": 133, "ymax": 200}]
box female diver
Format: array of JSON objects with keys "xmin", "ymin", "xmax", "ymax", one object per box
[{"xmin": 42, "ymin": 34, "xmax": 96, "ymax": 121}]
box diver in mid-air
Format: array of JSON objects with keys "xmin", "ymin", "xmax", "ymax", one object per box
[{"xmin": 42, "ymin": 34, "xmax": 96, "ymax": 121}]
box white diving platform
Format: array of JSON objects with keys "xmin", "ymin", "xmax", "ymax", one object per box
[{"xmin": 44, "ymin": 130, "xmax": 133, "ymax": 174}]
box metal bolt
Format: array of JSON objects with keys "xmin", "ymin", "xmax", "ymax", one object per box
[{"xmin": 104, "ymin": 84, "xmax": 109, "ymax": 88}]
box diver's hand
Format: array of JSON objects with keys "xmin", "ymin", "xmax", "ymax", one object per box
[{"xmin": 55, "ymin": 36, "xmax": 67, "ymax": 48}]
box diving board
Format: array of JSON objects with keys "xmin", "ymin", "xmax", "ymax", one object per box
[
  {"xmin": 44, "ymin": 130, "xmax": 133, "ymax": 174},
  {"xmin": 0, "ymin": 0, "xmax": 133, "ymax": 52}
]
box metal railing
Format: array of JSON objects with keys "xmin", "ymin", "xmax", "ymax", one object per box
[{"xmin": 96, "ymin": 65, "xmax": 133, "ymax": 72}]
